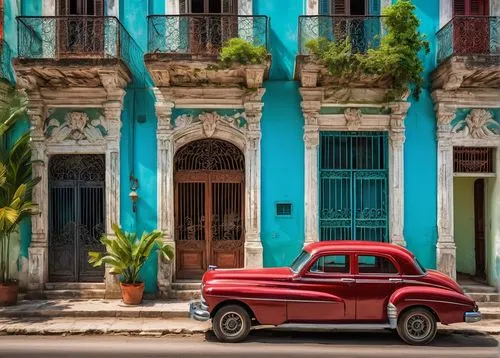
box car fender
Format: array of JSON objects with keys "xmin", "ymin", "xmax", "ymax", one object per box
[
  {"xmin": 389, "ymin": 286, "xmax": 475, "ymax": 324},
  {"xmin": 204, "ymin": 283, "xmax": 344, "ymax": 325}
]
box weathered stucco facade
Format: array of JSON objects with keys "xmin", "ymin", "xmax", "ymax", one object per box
[{"xmin": 0, "ymin": 0, "xmax": 499, "ymax": 297}]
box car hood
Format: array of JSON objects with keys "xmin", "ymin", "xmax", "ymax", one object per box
[
  {"xmin": 423, "ymin": 269, "xmax": 464, "ymax": 294},
  {"xmin": 202, "ymin": 267, "xmax": 294, "ymax": 285}
]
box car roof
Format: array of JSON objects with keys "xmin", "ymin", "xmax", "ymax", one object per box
[{"xmin": 304, "ymin": 241, "xmax": 415, "ymax": 260}]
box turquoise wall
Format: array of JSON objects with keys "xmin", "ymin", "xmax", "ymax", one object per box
[
  {"xmin": 255, "ymin": 0, "xmax": 305, "ymax": 266},
  {"xmin": 8, "ymin": 0, "xmax": 445, "ymax": 291},
  {"xmin": 402, "ymin": 0, "xmax": 439, "ymax": 269}
]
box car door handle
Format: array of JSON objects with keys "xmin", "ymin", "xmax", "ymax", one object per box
[
  {"xmin": 389, "ymin": 278, "xmax": 403, "ymax": 283},
  {"xmin": 341, "ymin": 278, "xmax": 355, "ymax": 283}
]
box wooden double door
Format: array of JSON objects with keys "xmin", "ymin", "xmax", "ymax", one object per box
[{"xmin": 174, "ymin": 139, "xmax": 245, "ymax": 279}]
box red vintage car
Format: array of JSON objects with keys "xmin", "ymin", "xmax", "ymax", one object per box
[{"xmin": 189, "ymin": 241, "xmax": 481, "ymax": 345}]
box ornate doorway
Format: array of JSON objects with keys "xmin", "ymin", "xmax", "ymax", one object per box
[
  {"xmin": 48, "ymin": 154, "xmax": 106, "ymax": 282},
  {"xmin": 174, "ymin": 139, "xmax": 245, "ymax": 279}
]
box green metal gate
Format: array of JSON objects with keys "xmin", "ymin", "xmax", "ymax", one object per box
[{"xmin": 319, "ymin": 132, "xmax": 389, "ymax": 242}]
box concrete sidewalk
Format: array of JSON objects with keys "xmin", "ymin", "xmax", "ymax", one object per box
[{"xmin": 0, "ymin": 299, "xmax": 189, "ymax": 318}]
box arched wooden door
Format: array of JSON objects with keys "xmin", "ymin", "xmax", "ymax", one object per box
[{"xmin": 174, "ymin": 139, "xmax": 245, "ymax": 279}]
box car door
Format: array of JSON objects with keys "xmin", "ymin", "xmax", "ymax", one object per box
[
  {"xmin": 354, "ymin": 253, "xmax": 402, "ymax": 322},
  {"xmin": 287, "ymin": 253, "xmax": 356, "ymax": 322}
]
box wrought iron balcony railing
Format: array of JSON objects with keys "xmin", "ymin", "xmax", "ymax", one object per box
[
  {"xmin": 0, "ymin": 40, "xmax": 14, "ymax": 83},
  {"xmin": 16, "ymin": 16, "xmax": 147, "ymax": 85},
  {"xmin": 147, "ymin": 14, "xmax": 269, "ymax": 56},
  {"xmin": 437, "ymin": 16, "xmax": 500, "ymax": 63},
  {"xmin": 298, "ymin": 15, "xmax": 384, "ymax": 55}
]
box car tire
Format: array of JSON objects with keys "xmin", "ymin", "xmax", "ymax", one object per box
[
  {"xmin": 212, "ymin": 304, "xmax": 251, "ymax": 343},
  {"xmin": 396, "ymin": 307, "xmax": 437, "ymax": 345}
]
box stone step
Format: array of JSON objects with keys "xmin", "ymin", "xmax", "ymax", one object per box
[
  {"xmin": 44, "ymin": 282, "xmax": 105, "ymax": 291},
  {"xmin": 461, "ymin": 284, "xmax": 496, "ymax": 294},
  {"xmin": 170, "ymin": 289, "xmax": 200, "ymax": 301},
  {"xmin": 38, "ymin": 289, "xmax": 106, "ymax": 300},
  {"xmin": 468, "ymin": 292, "xmax": 500, "ymax": 303},
  {"xmin": 171, "ymin": 281, "xmax": 201, "ymax": 291}
]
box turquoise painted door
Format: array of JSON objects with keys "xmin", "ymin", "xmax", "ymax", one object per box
[{"xmin": 319, "ymin": 132, "xmax": 389, "ymax": 242}]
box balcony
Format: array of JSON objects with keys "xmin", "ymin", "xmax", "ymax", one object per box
[
  {"xmin": 145, "ymin": 14, "xmax": 270, "ymax": 88},
  {"xmin": 14, "ymin": 16, "xmax": 143, "ymax": 90},
  {"xmin": 433, "ymin": 16, "xmax": 500, "ymax": 90},
  {"xmin": 295, "ymin": 15, "xmax": 394, "ymax": 103},
  {"xmin": 0, "ymin": 40, "xmax": 14, "ymax": 84}
]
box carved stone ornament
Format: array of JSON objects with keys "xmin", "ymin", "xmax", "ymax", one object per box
[
  {"xmin": 45, "ymin": 111, "xmax": 108, "ymax": 143},
  {"xmin": 344, "ymin": 108, "xmax": 362, "ymax": 130},
  {"xmin": 173, "ymin": 112, "xmax": 247, "ymax": 136},
  {"xmin": 452, "ymin": 109, "xmax": 500, "ymax": 139}
]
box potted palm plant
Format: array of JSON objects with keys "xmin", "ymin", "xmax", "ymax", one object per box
[
  {"xmin": 0, "ymin": 89, "xmax": 40, "ymax": 306},
  {"xmin": 88, "ymin": 223, "xmax": 174, "ymax": 305}
]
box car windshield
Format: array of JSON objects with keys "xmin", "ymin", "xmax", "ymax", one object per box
[
  {"xmin": 290, "ymin": 250, "xmax": 311, "ymax": 273},
  {"xmin": 414, "ymin": 257, "xmax": 427, "ymax": 274}
]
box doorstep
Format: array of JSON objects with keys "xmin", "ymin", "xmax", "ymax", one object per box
[{"xmin": 0, "ymin": 299, "xmax": 191, "ymax": 319}]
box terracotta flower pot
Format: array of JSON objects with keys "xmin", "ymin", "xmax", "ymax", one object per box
[
  {"xmin": 120, "ymin": 282, "xmax": 144, "ymax": 305},
  {"xmin": 0, "ymin": 280, "xmax": 19, "ymax": 306}
]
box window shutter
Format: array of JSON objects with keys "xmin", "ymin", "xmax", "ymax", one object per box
[
  {"xmin": 470, "ymin": 0, "xmax": 488, "ymax": 15},
  {"xmin": 368, "ymin": 0, "xmax": 380, "ymax": 15},
  {"xmin": 332, "ymin": 0, "xmax": 347, "ymax": 15},
  {"xmin": 94, "ymin": 0, "xmax": 104, "ymax": 16},
  {"xmin": 453, "ymin": 0, "xmax": 466, "ymax": 15},
  {"xmin": 320, "ymin": 0, "xmax": 330, "ymax": 15},
  {"xmin": 58, "ymin": 0, "xmax": 68, "ymax": 15}
]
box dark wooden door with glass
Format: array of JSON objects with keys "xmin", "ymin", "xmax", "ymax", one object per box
[
  {"xmin": 174, "ymin": 139, "xmax": 245, "ymax": 279},
  {"xmin": 181, "ymin": 0, "xmax": 238, "ymax": 55},
  {"xmin": 57, "ymin": 0, "xmax": 104, "ymax": 57}
]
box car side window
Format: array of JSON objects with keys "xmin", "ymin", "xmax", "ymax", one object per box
[
  {"xmin": 358, "ymin": 255, "xmax": 398, "ymax": 274},
  {"xmin": 309, "ymin": 255, "xmax": 350, "ymax": 274}
]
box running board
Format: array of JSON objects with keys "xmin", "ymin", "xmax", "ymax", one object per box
[{"xmin": 273, "ymin": 323, "xmax": 392, "ymax": 330}]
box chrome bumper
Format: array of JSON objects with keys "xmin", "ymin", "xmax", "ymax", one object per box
[
  {"xmin": 465, "ymin": 311, "xmax": 482, "ymax": 323},
  {"xmin": 189, "ymin": 301, "xmax": 210, "ymax": 322}
]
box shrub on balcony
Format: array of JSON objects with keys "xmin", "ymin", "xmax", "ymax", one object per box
[
  {"xmin": 306, "ymin": 0, "xmax": 430, "ymax": 101},
  {"xmin": 220, "ymin": 38, "xmax": 268, "ymax": 66}
]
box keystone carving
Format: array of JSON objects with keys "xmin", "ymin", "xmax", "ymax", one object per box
[
  {"xmin": 344, "ymin": 108, "xmax": 362, "ymax": 130},
  {"xmin": 45, "ymin": 111, "xmax": 108, "ymax": 143},
  {"xmin": 452, "ymin": 109, "xmax": 500, "ymax": 139}
]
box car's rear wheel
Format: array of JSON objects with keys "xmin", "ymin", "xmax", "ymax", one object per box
[
  {"xmin": 212, "ymin": 304, "xmax": 251, "ymax": 343},
  {"xmin": 396, "ymin": 307, "xmax": 437, "ymax": 345}
]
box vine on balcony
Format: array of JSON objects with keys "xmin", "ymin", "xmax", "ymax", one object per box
[
  {"xmin": 306, "ymin": 0, "xmax": 430, "ymax": 101},
  {"xmin": 220, "ymin": 38, "xmax": 268, "ymax": 66}
]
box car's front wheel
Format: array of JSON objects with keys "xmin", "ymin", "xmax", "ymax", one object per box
[
  {"xmin": 396, "ymin": 307, "xmax": 438, "ymax": 345},
  {"xmin": 212, "ymin": 304, "xmax": 251, "ymax": 343}
]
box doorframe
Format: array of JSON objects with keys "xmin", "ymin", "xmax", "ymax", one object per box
[
  {"xmin": 433, "ymin": 91, "xmax": 500, "ymax": 285},
  {"xmin": 302, "ymin": 102, "xmax": 410, "ymax": 247}
]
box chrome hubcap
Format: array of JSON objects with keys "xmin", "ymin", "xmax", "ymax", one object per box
[
  {"xmin": 406, "ymin": 314, "xmax": 431, "ymax": 341},
  {"xmin": 219, "ymin": 312, "xmax": 244, "ymax": 337}
]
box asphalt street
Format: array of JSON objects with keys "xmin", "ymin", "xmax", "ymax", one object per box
[{"xmin": 0, "ymin": 329, "xmax": 499, "ymax": 358}]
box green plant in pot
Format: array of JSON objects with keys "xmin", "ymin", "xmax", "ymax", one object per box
[
  {"xmin": 88, "ymin": 223, "xmax": 174, "ymax": 305},
  {"xmin": 0, "ymin": 88, "xmax": 40, "ymax": 306}
]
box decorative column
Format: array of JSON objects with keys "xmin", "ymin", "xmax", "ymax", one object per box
[
  {"xmin": 435, "ymin": 104, "xmax": 457, "ymax": 280},
  {"xmin": 302, "ymin": 101, "xmax": 321, "ymax": 244},
  {"xmin": 243, "ymin": 101, "xmax": 263, "ymax": 268},
  {"xmin": 103, "ymin": 98, "xmax": 124, "ymax": 298},
  {"xmin": 389, "ymin": 102, "xmax": 410, "ymax": 247},
  {"xmin": 154, "ymin": 88, "xmax": 176, "ymax": 296},
  {"xmin": 26, "ymin": 97, "xmax": 48, "ymax": 292}
]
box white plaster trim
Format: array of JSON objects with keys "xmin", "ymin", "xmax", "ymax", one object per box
[
  {"xmin": 301, "ymin": 102, "xmax": 409, "ymax": 247},
  {"xmin": 154, "ymin": 88, "xmax": 263, "ymax": 293},
  {"xmin": 166, "ymin": 0, "xmax": 180, "ymax": 14},
  {"xmin": 43, "ymin": 0, "xmax": 56, "ymax": 16},
  {"xmin": 381, "ymin": 0, "xmax": 392, "ymax": 11},
  {"xmin": 440, "ymin": 0, "xmax": 453, "ymax": 28},
  {"xmin": 107, "ymin": 0, "xmax": 119, "ymax": 17},
  {"xmin": 434, "ymin": 97, "xmax": 500, "ymax": 280}
]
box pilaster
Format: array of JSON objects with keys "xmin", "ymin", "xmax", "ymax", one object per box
[
  {"xmin": 302, "ymin": 101, "xmax": 321, "ymax": 245},
  {"xmin": 388, "ymin": 102, "xmax": 410, "ymax": 247}
]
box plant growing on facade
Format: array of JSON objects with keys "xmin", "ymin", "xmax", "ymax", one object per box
[
  {"xmin": 88, "ymin": 224, "xmax": 174, "ymax": 304},
  {"xmin": 306, "ymin": 0, "xmax": 430, "ymax": 101},
  {"xmin": 0, "ymin": 89, "xmax": 40, "ymax": 305},
  {"xmin": 220, "ymin": 38, "xmax": 268, "ymax": 66}
]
